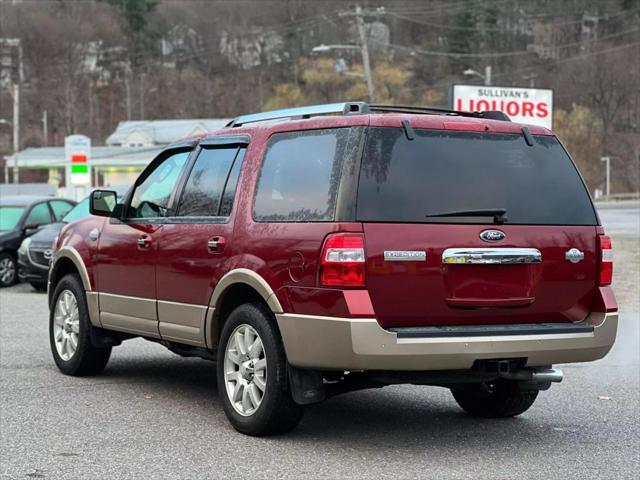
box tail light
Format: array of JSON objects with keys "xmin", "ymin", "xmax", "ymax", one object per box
[
  {"xmin": 598, "ymin": 235, "xmax": 613, "ymax": 286},
  {"xmin": 320, "ymin": 233, "xmax": 366, "ymax": 287}
]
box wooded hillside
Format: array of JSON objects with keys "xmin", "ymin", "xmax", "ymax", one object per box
[{"xmin": 0, "ymin": 0, "xmax": 638, "ymax": 192}]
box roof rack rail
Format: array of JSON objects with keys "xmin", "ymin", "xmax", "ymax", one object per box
[
  {"xmin": 369, "ymin": 104, "xmax": 478, "ymax": 118},
  {"xmin": 226, "ymin": 102, "xmax": 369, "ymax": 127},
  {"xmin": 226, "ymin": 101, "xmax": 510, "ymax": 127},
  {"xmin": 370, "ymin": 104, "xmax": 511, "ymax": 122}
]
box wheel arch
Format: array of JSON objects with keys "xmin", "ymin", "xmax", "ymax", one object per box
[
  {"xmin": 48, "ymin": 247, "xmax": 92, "ymax": 303},
  {"xmin": 206, "ymin": 269, "xmax": 283, "ymax": 348}
]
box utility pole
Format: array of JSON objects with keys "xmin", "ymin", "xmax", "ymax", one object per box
[
  {"xmin": 1, "ymin": 38, "xmax": 22, "ymax": 183},
  {"xmin": 10, "ymin": 82, "xmax": 19, "ymax": 183},
  {"xmin": 601, "ymin": 156, "xmax": 611, "ymax": 198},
  {"xmin": 42, "ymin": 110, "xmax": 48, "ymax": 146},
  {"xmin": 484, "ymin": 65, "xmax": 492, "ymax": 86},
  {"xmin": 125, "ymin": 74, "xmax": 132, "ymax": 120},
  {"xmin": 139, "ymin": 72, "xmax": 145, "ymax": 120},
  {"xmin": 12, "ymin": 81, "xmax": 19, "ymax": 158},
  {"xmin": 355, "ymin": 5, "xmax": 375, "ymax": 102},
  {"xmin": 124, "ymin": 63, "xmax": 132, "ymax": 121}
]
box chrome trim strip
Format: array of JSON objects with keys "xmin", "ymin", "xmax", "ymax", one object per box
[{"xmin": 442, "ymin": 247, "xmax": 542, "ymax": 265}]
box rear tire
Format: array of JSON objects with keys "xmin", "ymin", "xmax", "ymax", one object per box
[
  {"xmin": 217, "ymin": 303, "xmax": 304, "ymax": 436},
  {"xmin": 451, "ymin": 379, "xmax": 538, "ymax": 418},
  {"xmin": 49, "ymin": 274, "xmax": 111, "ymax": 376}
]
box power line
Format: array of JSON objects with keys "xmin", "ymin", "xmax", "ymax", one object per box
[
  {"xmin": 385, "ymin": 6, "xmax": 640, "ymax": 33},
  {"xmin": 372, "ymin": 26, "xmax": 639, "ymax": 58},
  {"xmin": 377, "ymin": 0, "xmax": 512, "ymax": 16},
  {"xmin": 397, "ymin": 40, "xmax": 640, "ymax": 94}
]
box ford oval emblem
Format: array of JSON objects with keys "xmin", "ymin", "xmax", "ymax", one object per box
[{"xmin": 480, "ymin": 229, "xmax": 505, "ymax": 242}]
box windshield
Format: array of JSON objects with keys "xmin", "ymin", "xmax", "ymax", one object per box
[
  {"xmin": 62, "ymin": 198, "xmax": 90, "ymax": 223},
  {"xmin": 356, "ymin": 128, "xmax": 597, "ymax": 225},
  {"xmin": 0, "ymin": 206, "xmax": 25, "ymax": 231}
]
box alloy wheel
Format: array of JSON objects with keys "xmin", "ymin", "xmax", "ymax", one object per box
[
  {"xmin": 53, "ymin": 289, "xmax": 80, "ymax": 361},
  {"xmin": 224, "ymin": 324, "xmax": 267, "ymax": 416},
  {"xmin": 0, "ymin": 257, "xmax": 16, "ymax": 285}
]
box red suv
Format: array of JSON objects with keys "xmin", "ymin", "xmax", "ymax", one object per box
[{"xmin": 48, "ymin": 102, "xmax": 617, "ymax": 436}]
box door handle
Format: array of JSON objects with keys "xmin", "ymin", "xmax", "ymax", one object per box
[
  {"xmin": 137, "ymin": 235, "xmax": 152, "ymax": 249},
  {"xmin": 207, "ymin": 236, "xmax": 226, "ymax": 253}
]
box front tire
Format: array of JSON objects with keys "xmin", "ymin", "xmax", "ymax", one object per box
[
  {"xmin": 216, "ymin": 303, "xmax": 303, "ymax": 436},
  {"xmin": 49, "ymin": 274, "xmax": 111, "ymax": 376},
  {"xmin": 0, "ymin": 252, "xmax": 18, "ymax": 287},
  {"xmin": 451, "ymin": 379, "xmax": 538, "ymax": 418}
]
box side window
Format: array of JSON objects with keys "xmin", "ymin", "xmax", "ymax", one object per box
[
  {"xmin": 129, "ymin": 150, "xmax": 190, "ymax": 218},
  {"xmin": 25, "ymin": 203, "xmax": 52, "ymax": 226},
  {"xmin": 50, "ymin": 200, "xmax": 74, "ymax": 221},
  {"xmin": 62, "ymin": 198, "xmax": 89, "ymax": 223},
  {"xmin": 177, "ymin": 147, "xmax": 244, "ymax": 217},
  {"xmin": 253, "ymin": 128, "xmax": 350, "ymax": 222}
]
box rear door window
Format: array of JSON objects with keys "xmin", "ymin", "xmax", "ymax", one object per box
[
  {"xmin": 357, "ymin": 127, "xmax": 597, "ymax": 225},
  {"xmin": 253, "ymin": 128, "xmax": 350, "ymax": 222},
  {"xmin": 177, "ymin": 147, "xmax": 245, "ymax": 217},
  {"xmin": 25, "ymin": 203, "xmax": 53, "ymax": 227}
]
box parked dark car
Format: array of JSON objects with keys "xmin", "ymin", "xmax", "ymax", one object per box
[
  {"xmin": 48, "ymin": 102, "xmax": 617, "ymax": 436},
  {"xmin": 18, "ymin": 186, "xmax": 129, "ymax": 291},
  {"xmin": 0, "ymin": 195, "xmax": 75, "ymax": 288}
]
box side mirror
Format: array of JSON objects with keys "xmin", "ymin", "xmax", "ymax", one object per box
[{"xmin": 90, "ymin": 190, "xmax": 117, "ymax": 217}]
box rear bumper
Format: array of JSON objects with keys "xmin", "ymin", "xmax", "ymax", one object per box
[{"xmin": 276, "ymin": 312, "xmax": 618, "ymax": 371}]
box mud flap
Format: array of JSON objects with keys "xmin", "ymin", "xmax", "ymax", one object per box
[
  {"xmin": 90, "ymin": 326, "xmax": 125, "ymax": 348},
  {"xmin": 288, "ymin": 366, "xmax": 326, "ymax": 405}
]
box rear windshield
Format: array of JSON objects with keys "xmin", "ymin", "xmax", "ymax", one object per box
[{"xmin": 357, "ymin": 127, "xmax": 597, "ymax": 225}]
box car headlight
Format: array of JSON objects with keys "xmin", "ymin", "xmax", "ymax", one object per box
[{"xmin": 18, "ymin": 237, "xmax": 31, "ymax": 255}]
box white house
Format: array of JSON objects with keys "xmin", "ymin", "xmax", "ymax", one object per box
[{"xmin": 5, "ymin": 118, "xmax": 230, "ymax": 191}]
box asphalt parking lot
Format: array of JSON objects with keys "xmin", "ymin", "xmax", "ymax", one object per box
[{"xmin": 1, "ymin": 205, "xmax": 638, "ymax": 479}]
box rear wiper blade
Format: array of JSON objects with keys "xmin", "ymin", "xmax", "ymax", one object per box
[{"xmin": 425, "ymin": 208, "xmax": 508, "ymax": 224}]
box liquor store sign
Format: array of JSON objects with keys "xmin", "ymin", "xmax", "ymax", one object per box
[
  {"xmin": 65, "ymin": 135, "xmax": 91, "ymax": 186},
  {"xmin": 452, "ymin": 85, "xmax": 553, "ymax": 129}
]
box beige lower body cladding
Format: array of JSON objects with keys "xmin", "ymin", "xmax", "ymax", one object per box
[{"xmin": 276, "ymin": 312, "xmax": 618, "ymax": 371}]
